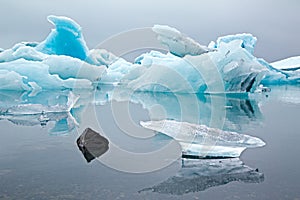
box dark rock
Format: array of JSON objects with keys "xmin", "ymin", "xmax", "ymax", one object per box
[{"xmin": 77, "ymin": 128, "xmax": 109, "ymax": 163}]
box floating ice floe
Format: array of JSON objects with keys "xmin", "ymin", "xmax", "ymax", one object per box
[
  {"xmin": 0, "ymin": 15, "xmax": 299, "ymax": 93},
  {"xmin": 140, "ymin": 120, "xmax": 265, "ymax": 158}
]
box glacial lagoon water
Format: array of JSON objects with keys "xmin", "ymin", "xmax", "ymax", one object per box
[{"xmin": 0, "ymin": 86, "xmax": 300, "ymax": 200}]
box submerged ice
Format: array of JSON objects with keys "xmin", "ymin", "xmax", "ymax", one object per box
[
  {"xmin": 140, "ymin": 120, "xmax": 265, "ymax": 158},
  {"xmin": 0, "ymin": 15, "xmax": 299, "ymax": 93}
]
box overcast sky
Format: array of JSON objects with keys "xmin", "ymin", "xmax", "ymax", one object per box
[{"xmin": 0, "ymin": 0, "xmax": 299, "ymax": 62}]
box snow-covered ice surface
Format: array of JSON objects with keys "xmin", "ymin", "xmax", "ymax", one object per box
[
  {"xmin": 140, "ymin": 120, "xmax": 265, "ymax": 158},
  {"xmin": 0, "ymin": 15, "xmax": 299, "ymax": 93}
]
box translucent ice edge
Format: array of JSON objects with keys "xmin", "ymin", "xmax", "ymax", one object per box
[
  {"xmin": 0, "ymin": 15, "xmax": 299, "ymax": 93},
  {"xmin": 140, "ymin": 120, "xmax": 265, "ymax": 158}
]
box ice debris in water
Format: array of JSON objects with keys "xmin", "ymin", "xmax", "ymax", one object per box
[
  {"xmin": 0, "ymin": 15, "xmax": 299, "ymax": 93},
  {"xmin": 140, "ymin": 120, "xmax": 265, "ymax": 158}
]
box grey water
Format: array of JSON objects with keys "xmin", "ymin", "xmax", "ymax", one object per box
[{"xmin": 0, "ymin": 86, "xmax": 300, "ymax": 200}]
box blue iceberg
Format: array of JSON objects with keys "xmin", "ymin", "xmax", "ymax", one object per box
[
  {"xmin": 36, "ymin": 15, "xmax": 89, "ymax": 61},
  {"xmin": 0, "ymin": 15, "xmax": 299, "ymax": 93}
]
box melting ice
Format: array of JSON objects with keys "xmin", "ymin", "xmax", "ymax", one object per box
[
  {"xmin": 0, "ymin": 15, "xmax": 299, "ymax": 93},
  {"xmin": 140, "ymin": 120, "xmax": 265, "ymax": 158}
]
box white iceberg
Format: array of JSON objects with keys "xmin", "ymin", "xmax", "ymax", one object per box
[{"xmin": 140, "ymin": 120, "xmax": 265, "ymax": 158}]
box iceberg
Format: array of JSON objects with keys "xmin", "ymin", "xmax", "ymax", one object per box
[
  {"xmin": 140, "ymin": 120, "xmax": 265, "ymax": 158},
  {"xmin": 140, "ymin": 158, "xmax": 264, "ymax": 195},
  {"xmin": 0, "ymin": 16, "xmax": 106, "ymax": 91},
  {"xmin": 0, "ymin": 15, "xmax": 299, "ymax": 93}
]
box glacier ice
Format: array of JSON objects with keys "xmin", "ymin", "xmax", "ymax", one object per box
[
  {"xmin": 0, "ymin": 15, "xmax": 299, "ymax": 93},
  {"xmin": 140, "ymin": 158, "xmax": 264, "ymax": 195},
  {"xmin": 152, "ymin": 25, "xmax": 214, "ymax": 57},
  {"xmin": 271, "ymin": 56, "xmax": 300, "ymax": 71},
  {"xmin": 140, "ymin": 120, "xmax": 265, "ymax": 158},
  {"xmin": 208, "ymin": 33, "xmax": 257, "ymax": 54},
  {"xmin": 36, "ymin": 15, "xmax": 89, "ymax": 61}
]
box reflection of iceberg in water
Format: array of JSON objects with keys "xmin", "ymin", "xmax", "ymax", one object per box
[
  {"xmin": 0, "ymin": 91, "xmax": 80, "ymax": 134},
  {"xmin": 267, "ymin": 85, "xmax": 300, "ymax": 105},
  {"xmin": 140, "ymin": 158, "xmax": 264, "ymax": 195},
  {"xmin": 0, "ymin": 86, "xmax": 265, "ymax": 136},
  {"xmin": 109, "ymin": 88, "xmax": 264, "ymax": 132}
]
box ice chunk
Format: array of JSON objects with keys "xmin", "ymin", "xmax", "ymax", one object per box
[
  {"xmin": 0, "ymin": 44, "xmax": 46, "ymax": 63},
  {"xmin": 125, "ymin": 52, "xmax": 208, "ymax": 93},
  {"xmin": 140, "ymin": 158, "xmax": 264, "ymax": 195},
  {"xmin": 100, "ymin": 58, "xmax": 135, "ymax": 84},
  {"xmin": 43, "ymin": 55, "xmax": 106, "ymax": 81},
  {"xmin": 209, "ymin": 33, "xmax": 257, "ymax": 54},
  {"xmin": 0, "ymin": 59, "xmax": 93, "ymax": 90},
  {"xmin": 271, "ymin": 56, "xmax": 300, "ymax": 71},
  {"xmin": 36, "ymin": 15, "xmax": 89, "ymax": 60},
  {"xmin": 0, "ymin": 70, "xmax": 30, "ymax": 90},
  {"xmin": 152, "ymin": 25, "xmax": 214, "ymax": 57},
  {"xmin": 140, "ymin": 120, "xmax": 265, "ymax": 158},
  {"xmin": 87, "ymin": 49, "xmax": 118, "ymax": 66},
  {"xmin": 212, "ymin": 42, "xmax": 267, "ymax": 92},
  {"xmin": 118, "ymin": 48, "xmax": 266, "ymax": 93}
]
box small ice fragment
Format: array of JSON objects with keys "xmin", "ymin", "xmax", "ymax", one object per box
[{"xmin": 140, "ymin": 120, "xmax": 265, "ymax": 158}]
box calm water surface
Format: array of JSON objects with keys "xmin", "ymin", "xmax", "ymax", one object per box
[{"xmin": 0, "ymin": 86, "xmax": 300, "ymax": 200}]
